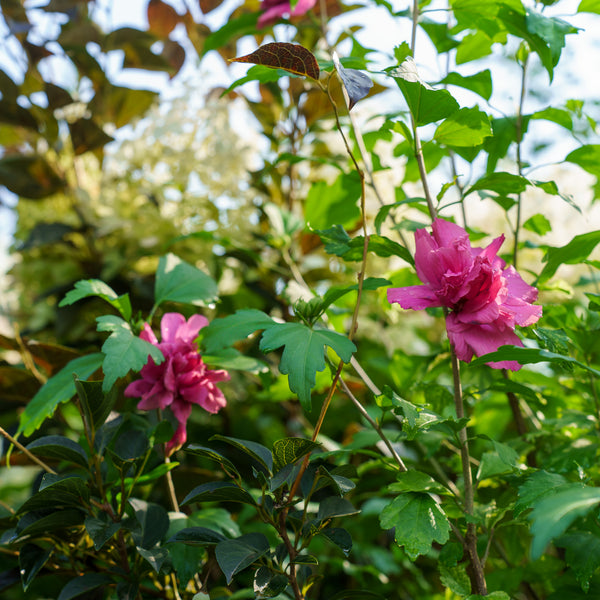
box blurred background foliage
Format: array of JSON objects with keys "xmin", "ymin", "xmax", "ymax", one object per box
[{"xmin": 1, "ymin": 0, "xmax": 600, "ymax": 598}]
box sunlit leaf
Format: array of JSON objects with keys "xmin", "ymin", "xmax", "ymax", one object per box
[
  {"xmin": 59, "ymin": 279, "xmax": 132, "ymax": 321},
  {"xmin": 259, "ymin": 323, "xmax": 356, "ymax": 411},
  {"xmin": 433, "ymin": 106, "xmax": 492, "ymax": 147},
  {"xmin": 538, "ymin": 230, "xmax": 600, "ymax": 283}
]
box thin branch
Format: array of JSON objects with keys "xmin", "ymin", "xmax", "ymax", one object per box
[
  {"xmin": 0, "ymin": 426, "xmax": 57, "ymax": 474},
  {"xmin": 338, "ymin": 376, "xmax": 407, "ymax": 472}
]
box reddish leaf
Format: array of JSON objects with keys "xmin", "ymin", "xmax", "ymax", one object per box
[
  {"xmin": 147, "ymin": 0, "xmax": 180, "ymax": 38},
  {"xmin": 199, "ymin": 0, "xmax": 225, "ymax": 14},
  {"xmin": 231, "ymin": 42, "xmax": 320, "ymax": 81},
  {"xmin": 162, "ymin": 39, "xmax": 186, "ymax": 78}
]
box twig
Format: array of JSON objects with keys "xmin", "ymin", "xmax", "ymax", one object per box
[
  {"xmin": 0, "ymin": 426, "xmax": 57, "ymax": 474},
  {"xmin": 451, "ymin": 351, "xmax": 487, "ymax": 595},
  {"xmin": 338, "ymin": 376, "xmax": 407, "ymax": 472}
]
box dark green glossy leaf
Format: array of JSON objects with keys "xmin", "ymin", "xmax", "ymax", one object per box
[
  {"xmin": 272, "ymin": 437, "xmax": 320, "ymax": 471},
  {"xmin": 74, "ymin": 378, "xmax": 117, "ymax": 432},
  {"xmin": 320, "ymin": 528, "xmax": 352, "ymax": 556},
  {"xmin": 17, "ymin": 509, "xmax": 85, "ymax": 539},
  {"xmin": 317, "ymin": 497, "xmax": 359, "ymax": 521},
  {"xmin": 85, "ymin": 513, "xmax": 121, "ymax": 550},
  {"xmin": 129, "ymin": 499, "xmax": 169, "ymax": 550},
  {"xmin": 259, "ymin": 323, "xmax": 356, "ymax": 411},
  {"xmin": 185, "ymin": 445, "xmax": 240, "ymax": 479},
  {"xmin": 26, "ymin": 435, "xmax": 88, "ymax": 468},
  {"xmin": 254, "ymin": 566, "xmax": 288, "ymax": 598},
  {"xmin": 59, "ymin": 279, "xmax": 132, "ymax": 321},
  {"xmin": 136, "ymin": 546, "xmax": 169, "ymax": 573},
  {"xmin": 57, "ymin": 573, "xmax": 113, "ymax": 600},
  {"xmin": 210, "ymin": 435, "xmax": 273, "ymax": 472},
  {"xmin": 168, "ymin": 526, "xmax": 226, "ymax": 545},
  {"xmin": 380, "ymin": 492, "xmax": 450, "ymax": 560},
  {"xmin": 181, "ymin": 481, "xmax": 257, "ymax": 506},
  {"xmin": 19, "ymin": 543, "xmax": 52, "ymax": 591},
  {"xmin": 215, "ymin": 533, "xmax": 270, "ymax": 584},
  {"xmin": 96, "ymin": 315, "xmax": 164, "ymax": 392},
  {"xmin": 18, "ymin": 477, "xmax": 89, "ymax": 515},
  {"xmin": 154, "ymin": 253, "xmax": 218, "ymax": 308}
]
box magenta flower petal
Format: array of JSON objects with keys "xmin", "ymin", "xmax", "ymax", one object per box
[
  {"xmin": 125, "ymin": 312, "xmax": 229, "ymax": 451},
  {"xmin": 387, "ymin": 218, "xmax": 542, "ymax": 369},
  {"xmin": 387, "ymin": 285, "xmax": 441, "ymax": 310},
  {"xmin": 258, "ymin": 0, "xmax": 316, "ymax": 26}
]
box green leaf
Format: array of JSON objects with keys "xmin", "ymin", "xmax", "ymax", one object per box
[
  {"xmin": 317, "ymin": 497, "xmax": 360, "ymax": 520},
  {"xmin": 515, "ymin": 471, "xmax": 569, "ymax": 517},
  {"xmin": 57, "ymin": 573, "xmax": 113, "ymax": 600},
  {"xmin": 210, "ymin": 435, "xmax": 273, "ymax": 473},
  {"xmin": 17, "ymin": 353, "xmax": 104, "ymax": 436},
  {"xmin": 168, "ymin": 526, "xmax": 226, "ymax": 545},
  {"xmin": 185, "ymin": 445, "xmax": 240, "ymax": 479},
  {"xmin": 320, "ymin": 528, "xmax": 353, "ymax": 556},
  {"xmin": 579, "ymin": 0, "xmax": 600, "ymax": 13},
  {"xmin": 466, "ymin": 172, "xmax": 529, "ymax": 196},
  {"xmin": 523, "ymin": 214, "xmax": 552, "ymax": 236},
  {"xmin": 154, "ymin": 253, "xmax": 218, "ymax": 308},
  {"xmin": 566, "ymin": 144, "xmax": 600, "ymax": 176},
  {"xmin": 136, "ymin": 546, "xmax": 169, "ymax": 573},
  {"xmin": 129, "ymin": 499, "xmax": 169, "ymax": 550},
  {"xmin": 254, "ymin": 566, "xmax": 288, "ymax": 598},
  {"xmin": 259, "ymin": 323, "xmax": 356, "ymax": 411},
  {"xmin": 74, "ymin": 378, "xmax": 116, "ymax": 432},
  {"xmin": 556, "ymin": 532, "xmax": 600, "ymax": 592},
  {"xmin": 215, "ymin": 533, "xmax": 270, "ymax": 584},
  {"xmin": 272, "ymin": 437, "xmax": 320, "ymax": 471},
  {"xmin": 85, "ymin": 513, "xmax": 121, "ymax": 550},
  {"xmin": 390, "ymin": 58, "xmax": 459, "ymax": 126},
  {"xmin": 438, "ymin": 70, "xmax": 492, "ymax": 100},
  {"xmin": 380, "ymin": 493, "xmax": 450, "ymax": 560},
  {"xmin": 440, "ymin": 563, "xmax": 471, "ymax": 596},
  {"xmin": 471, "ymin": 346, "xmax": 600, "ymax": 377},
  {"xmin": 17, "ymin": 509, "xmax": 85, "ymax": 539},
  {"xmin": 18, "ymin": 477, "xmax": 89, "ymax": 515},
  {"xmin": 181, "ymin": 481, "xmax": 257, "ymax": 506},
  {"xmin": 19, "ymin": 543, "xmax": 52, "ymax": 591},
  {"xmin": 201, "ymin": 309, "xmax": 275, "ymax": 354},
  {"xmin": 204, "ymin": 13, "xmax": 259, "ymax": 54},
  {"xmin": 26, "ymin": 435, "xmax": 88, "ymax": 468},
  {"xmin": 434, "ymin": 107, "xmax": 492, "ymax": 147},
  {"xmin": 530, "ymin": 486, "xmax": 600, "ymax": 559},
  {"xmin": 96, "ymin": 315, "xmax": 164, "ymax": 392},
  {"xmin": 538, "ymin": 230, "xmax": 600, "ymax": 284},
  {"xmin": 466, "ymin": 594, "xmax": 510, "ymax": 600},
  {"xmin": 59, "ymin": 279, "xmax": 132, "ymax": 320},
  {"xmin": 202, "ymin": 348, "xmax": 268, "ymax": 373},
  {"xmin": 224, "ymin": 65, "xmax": 293, "ymax": 95},
  {"xmin": 305, "ymin": 172, "xmax": 362, "ymax": 230},
  {"xmin": 388, "ymin": 471, "xmax": 450, "ymax": 495}
]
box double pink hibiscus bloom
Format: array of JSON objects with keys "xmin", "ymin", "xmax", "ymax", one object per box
[
  {"xmin": 125, "ymin": 313, "xmax": 229, "ymax": 455},
  {"xmin": 387, "ymin": 219, "xmax": 542, "ymax": 370}
]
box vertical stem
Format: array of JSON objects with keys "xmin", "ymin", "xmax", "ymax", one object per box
[
  {"xmin": 451, "ymin": 351, "xmax": 487, "ymax": 595},
  {"xmin": 513, "ymin": 57, "xmax": 528, "ymax": 269}
]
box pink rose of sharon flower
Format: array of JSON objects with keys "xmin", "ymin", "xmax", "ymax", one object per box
[
  {"xmin": 124, "ymin": 313, "xmax": 229, "ymax": 455},
  {"xmin": 258, "ymin": 0, "xmax": 317, "ymax": 27},
  {"xmin": 387, "ymin": 219, "xmax": 542, "ymax": 371}
]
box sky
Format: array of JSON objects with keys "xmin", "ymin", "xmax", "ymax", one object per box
[{"xmin": 1, "ymin": 0, "xmax": 600, "ymax": 286}]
